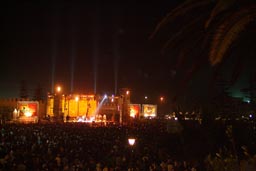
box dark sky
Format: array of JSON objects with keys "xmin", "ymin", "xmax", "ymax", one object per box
[
  {"xmin": 1, "ymin": 1, "xmax": 256, "ymax": 106},
  {"xmin": 1, "ymin": 1, "xmax": 181, "ymax": 99}
]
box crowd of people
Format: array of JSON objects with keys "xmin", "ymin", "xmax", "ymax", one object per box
[{"xmin": 0, "ymin": 120, "xmax": 255, "ymax": 171}]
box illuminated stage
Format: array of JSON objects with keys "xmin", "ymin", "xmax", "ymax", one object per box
[{"xmin": 16, "ymin": 116, "xmax": 39, "ymax": 123}]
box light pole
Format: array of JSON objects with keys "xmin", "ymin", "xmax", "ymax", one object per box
[
  {"xmin": 128, "ymin": 138, "xmax": 136, "ymax": 147},
  {"xmin": 144, "ymin": 96, "xmax": 148, "ymax": 102},
  {"xmin": 54, "ymin": 85, "xmax": 62, "ymax": 121},
  {"xmin": 159, "ymin": 96, "xmax": 164, "ymax": 117},
  {"xmin": 56, "ymin": 86, "xmax": 61, "ymax": 93},
  {"xmin": 119, "ymin": 96, "xmax": 123, "ymax": 124},
  {"xmin": 75, "ymin": 96, "xmax": 79, "ymax": 116},
  {"xmin": 67, "ymin": 95, "xmax": 70, "ymax": 122},
  {"xmin": 128, "ymin": 137, "xmax": 136, "ymax": 169},
  {"xmin": 160, "ymin": 96, "xmax": 164, "ymax": 102}
]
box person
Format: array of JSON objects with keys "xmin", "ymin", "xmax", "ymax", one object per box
[{"xmin": 66, "ymin": 115, "xmax": 70, "ymax": 122}]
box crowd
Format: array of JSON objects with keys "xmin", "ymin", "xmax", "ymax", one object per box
[{"xmin": 0, "ymin": 120, "xmax": 255, "ymax": 171}]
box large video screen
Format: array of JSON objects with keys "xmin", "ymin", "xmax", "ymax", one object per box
[
  {"xmin": 142, "ymin": 104, "xmax": 157, "ymax": 118},
  {"xmin": 129, "ymin": 104, "xmax": 141, "ymax": 118},
  {"xmin": 17, "ymin": 101, "xmax": 39, "ymax": 117}
]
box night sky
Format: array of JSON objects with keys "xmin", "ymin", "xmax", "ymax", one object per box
[{"xmin": 1, "ymin": 1, "xmax": 256, "ymax": 106}]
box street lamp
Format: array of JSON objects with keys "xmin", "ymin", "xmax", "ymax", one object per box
[
  {"xmin": 54, "ymin": 85, "xmax": 63, "ymax": 121},
  {"xmin": 128, "ymin": 138, "xmax": 136, "ymax": 147},
  {"xmin": 160, "ymin": 96, "xmax": 164, "ymax": 102},
  {"xmin": 159, "ymin": 96, "xmax": 165, "ymax": 116},
  {"xmin": 144, "ymin": 96, "xmax": 148, "ymax": 104},
  {"xmin": 126, "ymin": 90, "xmax": 130, "ymax": 95},
  {"xmin": 56, "ymin": 86, "xmax": 62, "ymax": 93},
  {"xmin": 128, "ymin": 137, "xmax": 136, "ymax": 169}
]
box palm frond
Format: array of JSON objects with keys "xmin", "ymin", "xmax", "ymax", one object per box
[
  {"xmin": 149, "ymin": 0, "xmax": 211, "ymax": 40},
  {"xmin": 209, "ymin": 6, "xmax": 256, "ymax": 65},
  {"xmin": 161, "ymin": 14, "xmax": 205, "ymax": 53},
  {"xmin": 205, "ymin": 0, "xmax": 236, "ymax": 28},
  {"xmin": 210, "ymin": 16, "xmax": 253, "ymax": 65}
]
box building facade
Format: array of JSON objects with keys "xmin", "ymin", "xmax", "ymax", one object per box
[{"xmin": 46, "ymin": 88, "xmax": 131, "ymax": 124}]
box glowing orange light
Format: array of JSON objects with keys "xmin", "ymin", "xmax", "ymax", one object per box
[
  {"xmin": 56, "ymin": 86, "xmax": 61, "ymax": 93},
  {"xmin": 160, "ymin": 97, "xmax": 164, "ymax": 102}
]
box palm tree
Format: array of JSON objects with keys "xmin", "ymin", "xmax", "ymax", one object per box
[
  {"xmin": 151, "ymin": 0, "xmax": 256, "ymax": 65},
  {"xmin": 150, "ymin": 0, "xmax": 256, "ymax": 102}
]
